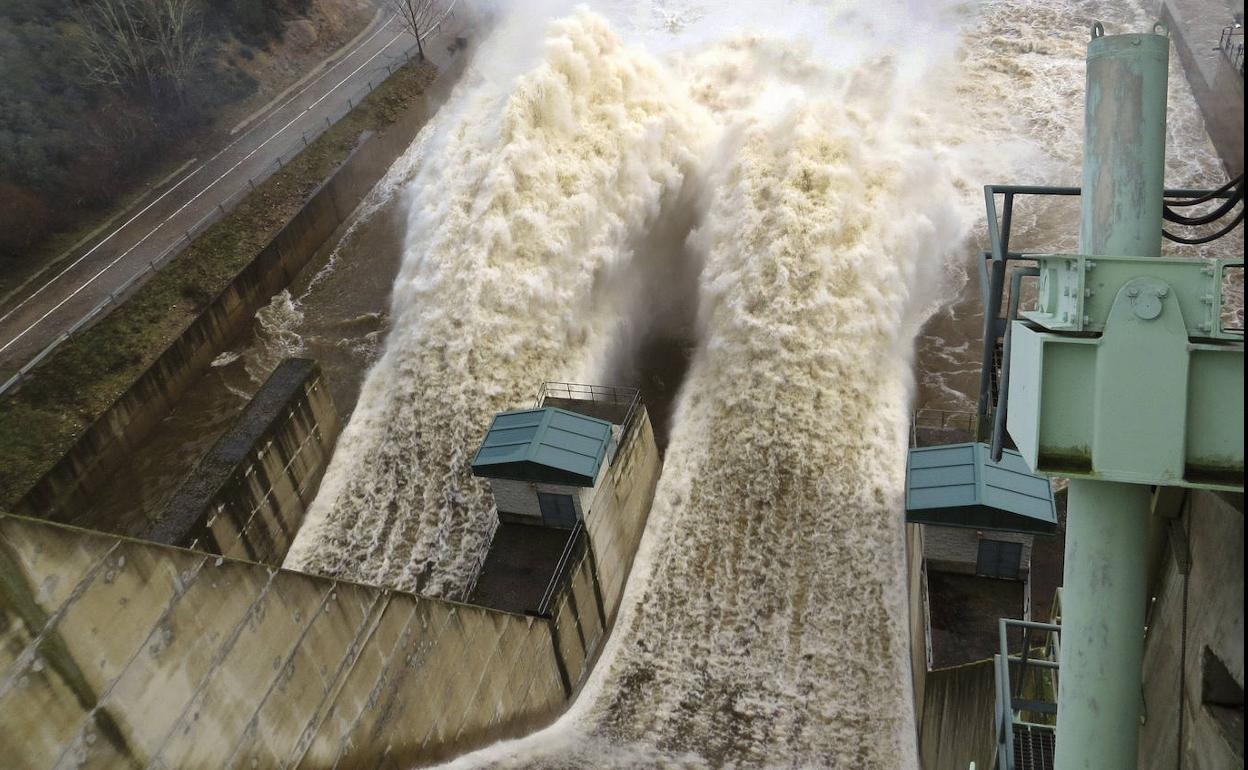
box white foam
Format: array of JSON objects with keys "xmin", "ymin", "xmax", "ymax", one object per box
[
  {"xmin": 282, "ymin": 0, "xmax": 1239, "ymax": 765},
  {"xmin": 285, "ymin": 9, "xmax": 709, "ymax": 596}
]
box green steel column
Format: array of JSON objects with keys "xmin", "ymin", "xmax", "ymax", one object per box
[
  {"xmin": 1056, "ymin": 480, "xmax": 1152, "ymax": 769},
  {"xmin": 1054, "ymin": 25, "xmax": 1170, "ymax": 770},
  {"xmin": 1078, "ymin": 24, "xmax": 1169, "ymax": 258}
]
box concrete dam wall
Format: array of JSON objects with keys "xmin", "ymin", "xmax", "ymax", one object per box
[
  {"xmin": 1139, "ymin": 489, "xmax": 1244, "ymax": 770},
  {"xmin": 147, "ymin": 358, "xmax": 340, "ymax": 567},
  {"xmin": 15, "ymin": 82, "xmax": 439, "ymax": 532},
  {"xmin": 0, "ymin": 514, "xmax": 566, "ymax": 770},
  {"xmin": 0, "ymin": 408, "xmax": 662, "ymax": 768}
]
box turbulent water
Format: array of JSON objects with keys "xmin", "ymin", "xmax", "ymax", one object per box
[
  {"xmin": 916, "ymin": 0, "xmax": 1243, "ymax": 408},
  {"xmin": 280, "ymin": 0, "xmax": 1239, "ymax": 766},
  {"xmin": 285, "ymin": 10, "xmax": 709, "ymax": 595}
]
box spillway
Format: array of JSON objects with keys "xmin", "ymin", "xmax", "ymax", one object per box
[
  {"xmin": 279, "ymin": 0, "xmax": 1240, "ymax": 767},
  {"xmin": 285, "ymin": 11, "xmax": 709, "ymax": 596}
]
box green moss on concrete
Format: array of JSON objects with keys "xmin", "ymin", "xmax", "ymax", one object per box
[
  {"xmin": 0, "ymin": 535, "xmax": 140, "ymax": 764},
  {"xmin": 0, "ymin": 61, "xmax": 437, "ymax": 508}
]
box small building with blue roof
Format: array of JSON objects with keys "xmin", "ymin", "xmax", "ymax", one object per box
[
  {"xmin": 906, "ymin": 442, "xmax": 1057, "ymax": 580},
  {"xmin": 471, "ymin": 406, "xmax": 618, "ymax": 529}
]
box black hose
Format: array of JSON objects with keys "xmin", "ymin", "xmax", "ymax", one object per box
[
  {"xmin": 1161, "ymin": 173, "xmax": 1244, "ymax": 243},
  {"xmin": 1163, "ymin": 175, "xmax": 1243, "ymax": 226},
  {"xmin": 1163, "ymin": 207, "xmax": 1245, "ymax": 244},
  {"xmin": 1164, "ymin": 173, "xmax": 1242, "ymax": 206}
]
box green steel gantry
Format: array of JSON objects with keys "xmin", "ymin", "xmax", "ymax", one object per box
[{"xmin": 982, "ymin": 21, "xmax": 1243, "ymax": 770}]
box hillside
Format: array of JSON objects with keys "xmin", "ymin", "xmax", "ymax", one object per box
[{"xmin": 0, "ymin": 0, "xmax": 373, "ymax": 286}]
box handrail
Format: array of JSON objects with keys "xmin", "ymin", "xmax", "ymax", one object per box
[
  {"xmin": 910, "ymin": 408, "xmax": 978, "ymax": 447},
  {"xmin": 995, "ymin": 617, "xmax": 1062, "ymax": 770},
  {"xmin": 1220, "ymin": 24, "xmax": 1244, "ymax": 76},
  {"xmin": 974, "ymin": 182, "xmax": 1239, "ymax": 422},
  {"xmin": 536, "ymin": 522, "xmax": 585, "ymax": 617},
  {"xmin": 460, "ymin": 511, "xmax": 500, "ymax": 602},
  {"xmin": 535, "ymin": 381, "xmax": 642, "ymax": 433}
]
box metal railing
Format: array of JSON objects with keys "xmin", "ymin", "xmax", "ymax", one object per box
[
  {"xmin": 535, "ymin": 381, "xmax": 642, "ymax": 427},
  {"xmin": 536, "ymin": 522, "xmax": 586, "ymax": 617},
  {"xmin": 460, "ymin": 510, "xmax": 500, "ymax": 602},
  {"xmin": 1220, "ymin": 23, "xmax": 1244, "ymax": 76},
  {"xmin": 994, "ymin": 617, "xmax": 1061, "ymax": 770},
  {"xmin": 0, "ymin": 9, "xmax": 459, "ymax": 399},
  {"xmin": 910, "ymin": 408, "xmax": 980, "ymax": 447},
  {"xmin": 974, "ymin": 183, "xmax": 1240, "ymax": 463}
]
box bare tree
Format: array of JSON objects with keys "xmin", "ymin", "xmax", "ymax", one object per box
[
  {"xmin": 75, "ymin": 0, "xmax": 203, "ymax": 101},
  {"xmin": 76, "ymin": 0, "xmax": 152, "ymax": 93},
  {"xmin": 386, "ymin": 0, "xmax": 447, "ymax": 60},
  {"xmin": 142, "ymin": 0, "xmax": 204, "ymax": 99}
]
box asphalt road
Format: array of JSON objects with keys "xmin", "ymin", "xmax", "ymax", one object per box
[{"xmin": 0, "ymin": 10, "xmax": 446, "ymax": 384}]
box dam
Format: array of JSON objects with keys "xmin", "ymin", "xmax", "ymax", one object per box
[{"xmin": 0, "ymin": 0, "xmax": 1242, "ymax": 768}]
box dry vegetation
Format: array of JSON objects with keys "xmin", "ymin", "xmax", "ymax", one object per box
[{"xmin": 0, "ymin": 58, "xmax": 437, "ymax": 507}]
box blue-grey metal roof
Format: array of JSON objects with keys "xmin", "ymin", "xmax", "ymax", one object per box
[
  {"xmin": 470, "ymin": 407, "xmax": 613, "ymax": 487},
  {"xmin": 906, "ymin": 443, "xmax": 1057, "ymax": 534}
]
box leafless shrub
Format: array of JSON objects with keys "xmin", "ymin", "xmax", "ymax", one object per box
[{"xmin": 75, "ymin": 0, "xmax": 204, "ymax": 101}]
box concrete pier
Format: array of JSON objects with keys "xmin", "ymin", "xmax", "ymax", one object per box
[
  {"xmin": 0, "ymin": 407, "xmax": 662, "ymax": 768},
  {"xmin": 1161, "ymin": 0, "xmax": 1245, "ymax": 174},
  {"xmin": 148, "ymin": 358, "xmax": 340, "ymax": 566}
]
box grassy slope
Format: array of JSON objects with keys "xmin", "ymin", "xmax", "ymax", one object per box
[{"xmin": 0, "ymin": 60, "xmax": 437, "ymax": 507}]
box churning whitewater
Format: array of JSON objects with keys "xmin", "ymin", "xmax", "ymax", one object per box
[
  {"xmin": 283, "ymin": 0, "xmax": 1235, "ymax": 765},
  {"xmin": 286, "ymin": 1, "xmax": 988, "ymax": 764},
  {"xmin": 286, "ymin": 11, "xmax": 707, "ymax": 596},
  {"xmin": 426, "ymin": 5, "xmax": 984, "ymax": 765}
]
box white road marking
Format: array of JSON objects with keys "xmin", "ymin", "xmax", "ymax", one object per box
[
  {"xmin": 0, "ymin": 21, "xmax": 408, "ymax": 356},
  {"xmin": 0, "ymin": 15, "xmax": 399, "ymax": 326}
]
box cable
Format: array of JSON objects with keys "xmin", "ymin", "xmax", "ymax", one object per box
[
  {"xmin": 1163, "ymin": 181, "xmax": 1242, "ymax": 226},
  {"xmin": 1161, "ymin": 174, "xmax": 1244, "ymax": 244},
  {"xmin": 1164, "ymin": 192, "xmax": 1240, "ymax": 226},
  {"xmin": 1164, "ymin": 174, "xmax": 1242, "ymax": 207},
  {"xmin": 1164, "ymin": 208, "xmax": 1244, "ymax": 244}
]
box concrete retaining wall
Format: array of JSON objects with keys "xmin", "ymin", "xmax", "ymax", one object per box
[
  {"xmin": 1139, "ymin": 490, "xmax": 1244, "ymax": 770},
  {"xmin": 581, "ymin": 410, "xmax": 662, "ymax": 621},
  {"xmin": 0, "ymin": 407, "xmax": 664, "ymax": 768},
  {"xmin": 0, "ymin": 514, "xmax": 567, "ymax": 769},
  {"xmin": 1161, "ymin": 0, "xmax": 1245, "ymax": 175},
  {"xmin": 147, "ymin": 358, "xmax": 340, "ymax": 567},
  {"xmin": 510, "ymin": 407, "xmax": 661, "ymax": 695},
  {"xmin": 16, "ymin": 76, "xmax": 439, "ymax": 529},
  {"xmin": 905, "ymin": 523, "xmax": 929, "ymax": 722},
  {"xmin": 918, "ymin": 659, "xmax": 997, "ymax": 770}
]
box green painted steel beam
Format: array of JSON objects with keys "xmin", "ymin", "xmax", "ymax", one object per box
[{"xmin": 1052, "ymin": 24, "xmax": 1170, "ymax": 770}]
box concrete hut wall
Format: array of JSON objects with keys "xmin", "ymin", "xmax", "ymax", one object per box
[
  {"xmin": 489, "ymin": 438, "xmax": 617, "ymax": 526},
  {"xmin": 922, "ymin": 525, "xmax": 1033, "ymax": 577},
  {"xmin": 490, "ymin": 478, "xmax": 591, "ymax": 523},
  {"xmin": 15, "ymin": 83, "xmax": 438, "ymax": 530},
  {"xmin": 1139, "ymin": 490, "xmax": 1244, "ymax": 770},
  {"xmin": 146, "ymin": 358, "xmax": 340, "ymax": 567}
]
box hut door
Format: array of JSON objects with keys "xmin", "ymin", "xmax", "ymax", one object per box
[
  {"xmin": 537, "ymin": 492, "xmax": 578, "ymax": 529},
  {"xmin": 976, "ymin": 539, "xmax": 1023, "ymax": 580}
]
